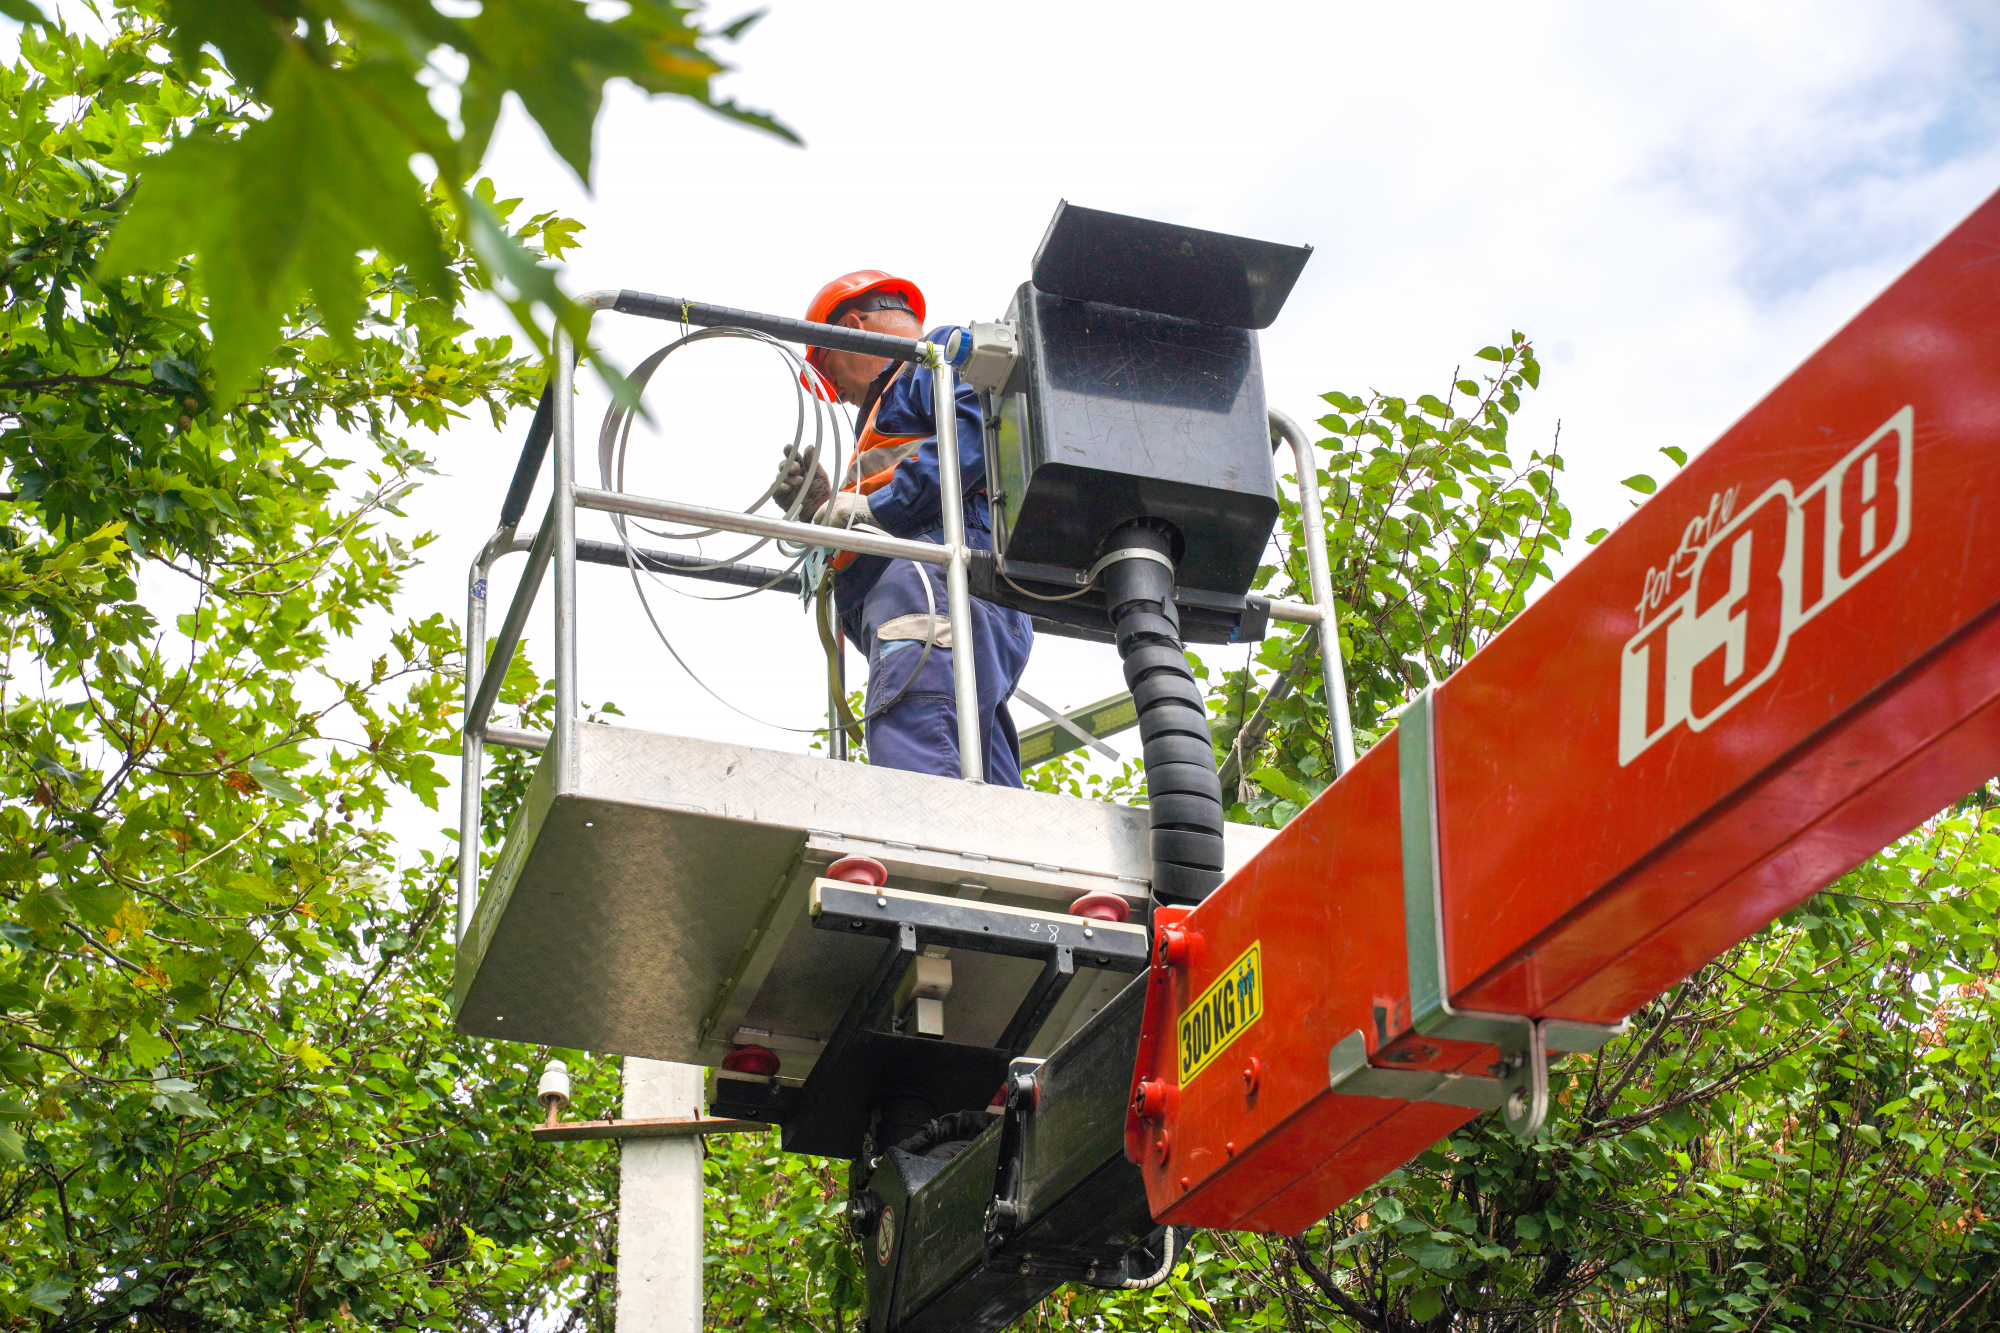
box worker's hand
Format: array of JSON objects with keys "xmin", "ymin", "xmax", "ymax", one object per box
[
  {"xmin": 772, "ymin": 453, "xmax": 832, "ymax": 516},
  {"xmin": 816, "ymin": 491, "xmax": 872, "ymax": 528}
]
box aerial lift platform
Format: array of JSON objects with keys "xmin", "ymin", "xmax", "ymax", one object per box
[{"xmin": 455, "ymin": 194, "xmax": 2000, "ymax": 1331}]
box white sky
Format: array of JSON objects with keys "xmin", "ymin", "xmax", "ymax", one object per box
[{"xmin": 386, "ymin": 0, "xmax": 2000, "ymax": 844}]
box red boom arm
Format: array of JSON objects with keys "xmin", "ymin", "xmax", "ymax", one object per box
[{"xmin": 1127, "ymin": 186, "xmax": 2000, "ymax": 1233}]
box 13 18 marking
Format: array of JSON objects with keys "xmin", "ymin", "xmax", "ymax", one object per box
[{"xmin": 1617, "ymin": 406, "xmax": 1913, "ymax": 766}]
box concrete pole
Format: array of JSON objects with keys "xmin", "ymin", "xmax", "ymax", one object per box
[{"xmin": 616, "ymin": 1060, "xmax": 706, "ymax": 1333}]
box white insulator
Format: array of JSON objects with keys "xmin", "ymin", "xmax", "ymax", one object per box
[{"xmin": 537, "ymin": 1059, "xmax": 571, "ymax": 1107}]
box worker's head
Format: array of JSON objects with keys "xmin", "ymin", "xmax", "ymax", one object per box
[{"xmin": 803, "ymin": 271, "xmax": 926, "ymax": 405}]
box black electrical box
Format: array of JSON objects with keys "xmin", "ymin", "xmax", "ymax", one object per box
[
  {"xmin": 1026, "ymin": 201, "xmax": 1311, "ymax": 329},
  {"xmin": 986, "ymin": 204, "xmax": 1310, "ymax": 599}
]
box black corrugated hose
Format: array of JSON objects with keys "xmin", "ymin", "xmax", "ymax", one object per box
[
  {"xmin": 895, "ymin": 1109, "xmax": 993, "ymax": 1161},
  {"xmin": 1101, "ymin": 526, "xmax": 1225, "ymax": 907}
]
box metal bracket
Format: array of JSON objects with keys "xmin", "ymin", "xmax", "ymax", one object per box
[
  {"xmin": 810, "ymin": 881, "xmax": 1148, "ymax": 1053},
  {"xmin": 1084, "ymin": 545, "xmax": 1176, "ymax": 586},
  {"xmin": 1328, "ymin": 1026, "xmax": 1547, "ymax": 1136},
  {"xmin": 531, "ymin": 1114, "xmax": 769, "ymax": 1143},
  {"xmin": 1392, "ymin": 690, "xmax": 1626, "ymax": 1137},
  {"xmin": 810, "ymin": 883, "xmax": 1149, "ymax": 974},
  {"xmin": 945, "ymin": 320, "xmax": 1022, "ymax": 396}
]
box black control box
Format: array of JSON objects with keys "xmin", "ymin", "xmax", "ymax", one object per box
[{"xmin": 985, "ymin": 204, "xmax": 1310, "ymax": 599}]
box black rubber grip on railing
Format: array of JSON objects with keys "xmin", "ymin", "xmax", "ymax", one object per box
[
  {"xmin": 1102, "ymin": 527, "xmax": 1227, "ymax": 907},
  {"xmin": 572, "ymin": 538, "xmax": 801, "ymax": 595},
  {"xmin": 612, "ymin": 291, "xmax": 928, "ymax": 363},
  {"xmin": 499, "ymin": 383, "xmax": 554, "ymax": 529}
]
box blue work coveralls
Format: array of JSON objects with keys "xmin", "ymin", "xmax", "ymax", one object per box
[{"xmin": 832, "ymin": 328, "xmax": 1035, "ymax": 786}]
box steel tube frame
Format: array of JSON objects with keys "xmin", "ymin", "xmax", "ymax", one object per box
[
  {"xmin": 1270, "ymin": 409, "xmax": 1358, "ymax": 775},
  {"xmin": 467, "ymin": 513, "xmax": 556, "ymax": 747},
  {"xmin": 552, "ymin": 321, "xmax": 583, "ymax": 791},
  {"xmin": 927, "ymin": 356, "xmax": 985, "ymax": 781},
  {"xmin": 458, "ymin": 526, "xmax": 539, "ymax": 941},
  {"xmin": 453, "ymin": 288, "xmax": 1351, "ymax": 942},
  {"xmin": 574, "ymin": 488, "xmax": 954, "ymax": 566},
  {"xmin": 460, "ymin": 293, "xmax": 992, "ymax": 937}
]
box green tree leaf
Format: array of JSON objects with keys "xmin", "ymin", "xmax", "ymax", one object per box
[
  {"xmin": 1250, "ymin": 766, "xmax": 1313, "ymax": 805},
  {"xmin": 111, "ymin": 0, "xmax": 794, "ymax": 408},
  {"xmin": 26, "ymin": 1275, "xmax": 73, "ymax": 1313}
]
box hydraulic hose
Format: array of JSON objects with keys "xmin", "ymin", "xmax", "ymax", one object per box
[
  {"xmin": 894, "ymin": 1108, "xmax": 991, "ymax": 1160},
  {"xmin": 1101, "ymin": 526, "xmax": 1226, "ymax": 907},
  {"xmin": 1083, "ymin": 1227, "xmax": 1185, "ymax": 1290}
]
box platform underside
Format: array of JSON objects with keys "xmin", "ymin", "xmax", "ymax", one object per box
[{"xmin": 454, "ymin": 724, "xmax": 1276, "ymax": 1077}]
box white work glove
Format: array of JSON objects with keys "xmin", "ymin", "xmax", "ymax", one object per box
[{"xmin": 816, "ymin": 491, "xmax": 872, "ymax": 528}]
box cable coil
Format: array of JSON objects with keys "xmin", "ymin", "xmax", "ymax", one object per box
[{"xmin": 590, "ymin": 326, "xmax": 937, "ymax": 738}]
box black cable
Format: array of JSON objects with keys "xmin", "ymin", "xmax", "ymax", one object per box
[
  {"xmin": 893, "ymin": 1108, "xmax": 991, "ymax": 1160},
  {"xmin": 572, "ymin": 538, "xmax": 801, "ymax": 594},
  {"xmin": 498, "ymin": 384, "xmax": 553, "ymax": 530},
  {"xmin": 1101, "ymin": 526, "xmax": 1226, "ymax": 907},
  {"xmin": 1082, "ymin": 1227, "xmax": 1185, "ymax": 1290}
]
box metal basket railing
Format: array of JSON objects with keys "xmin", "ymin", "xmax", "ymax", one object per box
[{"xmin": 454, "ymin": 291, "xmax": 1356, "ymax": 945}]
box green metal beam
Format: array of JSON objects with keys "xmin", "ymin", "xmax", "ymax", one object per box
[{"xmin": 1018, "ymin": 691, "xmax": 1139, "ymax": 769}]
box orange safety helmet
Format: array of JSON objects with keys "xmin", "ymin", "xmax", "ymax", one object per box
[{"xmin": 801, "ymin": 271, "xmax": 926, "ymax": 397}]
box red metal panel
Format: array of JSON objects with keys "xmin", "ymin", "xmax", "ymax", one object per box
[
  {"xmin": 1138, "ymin": 186, "xmax": 2000, "ymax": 1232},
  {"xmin": 1126, "ymin": 737, "xmax": 1486, "ymax": 1231},
  {"xmin": 1436, "ymin": 189, "xmax": 2000, "ymax": 1020},
  {"xmin": 1472, "ymin": 608, "xmax": 2000, "ymax": 1020}
]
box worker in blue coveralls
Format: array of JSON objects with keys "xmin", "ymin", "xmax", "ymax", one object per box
[{"xmin": 772, "ymin": 270, "xmax": 1035, "ymax": 786}]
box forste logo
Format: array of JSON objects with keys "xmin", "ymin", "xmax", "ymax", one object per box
[{"xmin": 1618, "ymin": 406, "xmax": 1913, "ymax": 766}]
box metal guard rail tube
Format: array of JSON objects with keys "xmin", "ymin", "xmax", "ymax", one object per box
[
  {"xmin": 1269, "ymin": 409, "xmax": 1358, "ymax": 775},
  {"xmin": 573, "ymin": 486, "xmax": 955, "ymax": 566},
  {"xmin": 574, "ymin": 484, "xmax": 1325, "ymax": 620},
  {"xmin": 928, "ymin": 358, "xmax": 985, "ymax": 782},
  {"xmin": 467, "ymin": 506, "xmax": 557, "ymax": 746},
  {"xmin": 552, "ymin": 325, "xmax": 582, "ymax": 790},
  {"xmin": 492, "ymin": 292, "xmax": 920, "ymax": 529},
  {"xmin": 612, "ymin": 291, "xmax": 928, "ymax": 364},
  {"xmin": 458, "ymin": 525, "xmax": 535, "ymax": 943},
  {"xmin": 1266, "ymin": 600, "xmax": 1321, "ymax": 625}
]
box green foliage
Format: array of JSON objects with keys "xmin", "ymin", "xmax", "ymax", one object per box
[
  {"xmin": 0, "ymin": 14, "xmax": 629, "ymax": 1327},
  {"xmin": 75, "ymin": 0, "xmax": 794, "ymax": 404},
  {"xmin": 1220, "ymin": 331, "xmax": 1566, "ymax": 827},
  {"xmin": 703, "ymin": 1138, "xmax": 861, "ymax": 1332}
]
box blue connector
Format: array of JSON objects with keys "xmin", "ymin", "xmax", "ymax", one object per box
[{"xmin": 943, "ymin": 326, "xmax": 973, "ymax": 370}]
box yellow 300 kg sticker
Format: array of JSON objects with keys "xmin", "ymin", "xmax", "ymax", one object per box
[{"xmin": 1177, "ymin": 942, "xmax": 1262, "ymax": 1086}]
